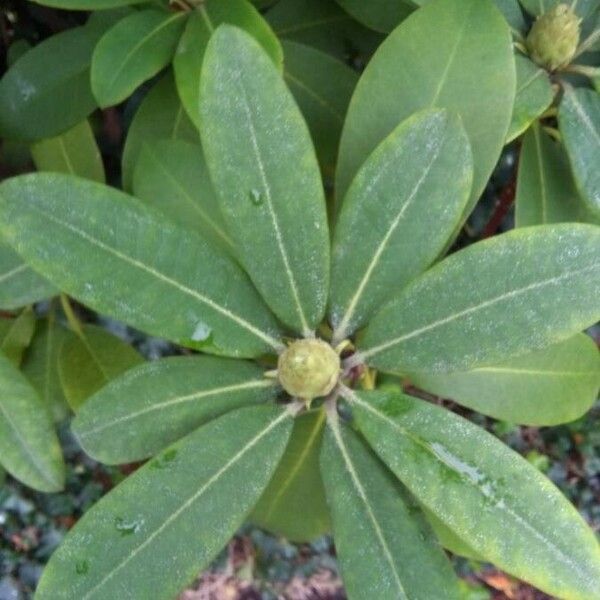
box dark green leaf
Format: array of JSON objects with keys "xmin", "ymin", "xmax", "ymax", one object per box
[
  {"xmin": 200, "ymin": 26, "xmax": 329, "ymax": 335},
  {"xmin": 73, "ymin": 355, "xmax": 277, "ymax": 464},
  {"xmin": 36, "ymin": 405, "xmax": 293, "ymax": 600},
  {"xmin": 0, "ymin": 351, "xmax": 65, "ymax": 492},
  {"xmin": 59, "ymin": 324, "xmax": 143, "ymax": 412},
  {"xmin": 515, "ymin": 123, "xmax": 598, "ymax": 225},
  {"xmin": 347, "ymin": 389, "xmax": 600, "ymax": 599},
  {"xmin": 0, "ymin": 243, "xmax": 56, "ymax": 310},
  {"xmin": 0, "ymin": 173, "xmax": 284, "ymax": 358},
  {"xmin": 31, "ymin": 120, "xmax": 105, "ymax": 183},
  {"xmin": 320, "ymin": 413, "xmax": 459, "ymax": 599},
  {"xmin": 252, "ymin": 409, "xmax": 330, "ymax": 541},
  {"xmin": 32, "ymin": 0, "xmax": 146, "ymax": 8},
  {"xmin": 92, "ymin": 9, "xmax": 187, "ymax": 108},
  {"xmin": 174, "ymin": 0, "xmax": 282, "ymax": 129},
  {"xmin": 336, "ymin": 0, "xmax": 515, "ymax": 221},
  {"xmin": 507, "ymin": 54, "xmax": 554, "ymax": 143},
  {"xmin": 330, "ymin": 109, "xmax": 472, "ymax": 341},
  {"xmin": 281, "ymin": 40, "xmax": 358, "ymax": 173},
  {"xmin": 559, "ymin": 86, "xmax": 600, "ymax": 216},
  {"xmin": 122, "ymin": 72, "xmax": 197, "ymax": 191},
  {"xmin": 0, "ymin": 307, "xmax": 36, "ymax": 366},
  {"xmin": 358, "ymin": 224, "xmax": 600, "ymax": 373},
  {"xmin": 407, "ymin": 334, "xmax": 600, "ymax": 425},
  {"xmin": 22, "ymin": 318, "xmax": 73, "ymax": 423},
  {"xmin": 0, "ymin": 25, "xmax": 103, "ymax": 141},
  {"xmin": 266, "ymin": 0, "xmax": 383, "ymax": 61},
  {"xmin": 132, "ymin": 140, "xmax": 235, "ymax": 255},
  {"xmin": 334, "ymin": 0, "xmax": 414, "ymax": 33}
]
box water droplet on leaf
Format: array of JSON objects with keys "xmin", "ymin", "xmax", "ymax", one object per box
[
  {"xmin": 151, "ymin": 448, "xmax": 178, "ymax": 470},
  {"xmin": 249, "ymin": 189, "xmax": 263, "ymax": 205},
  {"xmin": 114, "ymin": 516, "xmax": 143, "ymax": 536},
  {"xmin": 191, "ymin": 322, "xmax": 211, "ymax": 342},
  {"xmin": 75, "ymin": 560, "xmax": 89, "ymax": 575}
]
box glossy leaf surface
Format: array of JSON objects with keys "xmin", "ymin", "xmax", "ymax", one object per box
[
  {"xmin": 0, "ymin": 351, "xmax": 65, "ymax": 492},
  {"xmin": 330, "ymin": 109, "xmax": 472, "ymax": 340},
  {"xmin": 0, "ymin": 308, "xmax": 36, "ymax": 366},
  {"xmin": 336, "ymin": 0, "xmax": 515, "ymax": 218},
  {"xmin": 507, "ymin": 54, "xmax": 553, "ymax": 143},
  {"xmin": 174, "ymin": 0, "xmax": 282, "ymax": 128},
  {"xmin": 321, "ymin": 416, "xmax": 459, "ymax": 600},
  {"xmin": 0, "ymin": 25, "xmax": 102, "ymax": 141},
  {"xmin": 122, "ymin": 72, "xmax": 197, "ymax": 191},
  {"xmin": 0, "ymin": 243, "xmax": 56, "ymax": 310},
  {"xmin": 559, "ymin": 87, "xmax": 600, "ymax": 215},
  {"xmin": 408, "ymin": 334, "xmax": 600, "ymax": 425},
  {"xmin": 36, "ymin": 405, "xmax": 293, "ymax": 600},
  {"xmin": 31, "ymin": 120, "xmax": 105, "ymax": 183},
  {"xmin": 281, "ymin": 40, "xmax": 358, "ymax": 173},
  {"xmin": 515, "ymin": 124, "xmax": 596, "ymax": 225},
  {"xmin": 92, "ymin": 9, "xmax": 187, "ymax": 108},
  {"xmin": 59, "ymin": 324, "xmax": 143, "ymax": 411},
  {"xmin": 200, "ymin": 26, "xmax": 329, "ymax": 335},
  {"xmin": 0, "ymin": 174, "xmax": 284, "ymax": 358},
  {"xmin": 73, "ymin": 356, "xmax": 277, "ymax": 464},
  {"xmin": 133, "ymin": 140, "xmax": 234, "ymax": 255},
  {"xmin": 359, "ymin": 225, "xmax": 600, "ymax": 373},
  {"xmin": 349, "ymin": 389, "xmax": 600, "ymax": 600},
  {"xmin": 252, "ymin": 409, "xmax": 330, "ymax": 541},
  {"xmin": 22, "ymin": 319, "xmax": 73, "ymax": 423},
  {"xmin": 334, "ymin": 0, "xmax": 413, "ymax": 32}
]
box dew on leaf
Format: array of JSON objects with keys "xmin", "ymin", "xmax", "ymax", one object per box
[
  {"xmin": 114, "ymin": 516, "xmax": 144, "ymax": 536},
  {"xmin": 151, "ymin": 448, "xmax": 178, "ymax": 470},
  {"xmin": 75, "ymin": 560, "xmax": 89, "ymax": 575},
  {"xmin": 249, "ymin": 189, "xmax": 263, "ymax": 205},
  {"xmin": 191, "ymin": 321, "xmax": 212, "ymax": 342}
]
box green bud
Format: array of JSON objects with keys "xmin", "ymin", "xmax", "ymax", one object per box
[
  {"xmin": 277, "ymin": 339, "xmax": 340, "ymax": 401},
  {"xmin": 527, "ymin": 4, "xmax": 581, "ymax": 71}
]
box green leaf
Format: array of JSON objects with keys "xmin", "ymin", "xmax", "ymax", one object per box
[
  {"xmin": 122, "ymin": 72, "xmax": 197, "ymax": 191},
  {"xmin": 266, "ymin": 0, "xmax": 384, "ymax": 61},
  {"xmin": 251, "ymin": 409, "xmax": 330, "ymax": 541},
  {"xmin": 200, "ymin": 26, "xmax": 329, "ymax": 335},
  {"xmin": 0, "ymin": 242, "xmax": 56, "ymax": 310},
  {"xmin": 320, "ymin": 413, "xmax": 459, "ymax": 600},
  {"xmin": 407, "ymin": 334, "xmax": 600, "ymax": 425},
  {"xmin": 492, "ymin": 0, "xmax": 526, "ymax": 32},
  {"xmin": 506, "ymin": 54, "xmax": 554, "ymax": 143},
  {"xmin": 0, "ymin": 25, "xmax": 103, "ymax": 141},
  {"xmin": 559, "ymin": 86, "xmax": 600, "ymax": 216},
  {"xmin": 347, "ymin": 389, "xmax": 600, "ymax": 600},
  {"xmin": 515, "ymin": 123, "xmax": 598, "ymax": 226},
  {"xmin": 31, "ymin": 120, "xmax": 105, "ymax": 183},
  {"xmin": 422, "ymin": 507, "xmax": 484, "ymax": 560},
  {"xmin": 92, "ymin": 9, "xmax": 187, "ymax": 108},
  {"xmin": 334, "ymin": 0, "xmax": 414, "ymax": 33},
  {"xmin": 22, "ymin": 318, "xmax": 73, "ymax": 423},
  {"xmin": 0, "ymin": 307, "xmax": 36, "ymax": 366},
  {"xmin": 132, "ymin": 140, "xmax": 235, "ymax": 255},
  {"xmin": 174, "ymin": 0, "xmax": 283, "ymax": 129},
  {"xmin": 73, "ymin": 355, "xmax": 277, "ymax": 464},
  {"xmin": 36, "ymin": 405, "xmax": 293, "ymax": 600},
  {"xmin": 32, "ymin": 0, "xmax": 146, "ymax": 8},
  {"xmin": 58, "ymin": 324, "xmax": 143, "ymax": 412},
  {"xmin": 281, "ymin": 40, "xmax": 358, "ymax": 173},
  {"xmin": 0, "ymin": 173, "xmax": 284, "ymax": 358},
  {"xmin": 0, "ymin": 351, "xmax": 65, "ymax": 492},
  {"xmin": 330, "ymin": 109, "xmax": 473, "ymax": 341},
  {"xmin": 336, "ymin": 0, "xmax": 515, "ymax": 221},
  {"xmin": 357, "ymin": 224, "xmax": 600, "ymax": 373}
]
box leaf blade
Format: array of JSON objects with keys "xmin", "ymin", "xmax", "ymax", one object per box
[
  {"xmin": 35, "ymin": 405, "xmax": 293, "ymax": 600},
  {"xmin": 0, "ymin": 173, "xmax": 283, "ymax": 358},
  {"xmin": 200, "ymin": 25, "xmax": 330, "ymax": 335},
  {"xmin": 347, "ymin": 389, "xmax": 600, "ymax": 600},
  {"xmin": 73, "ymin": 355, "xmax": 278, "ymax": 464},
  {"xmin": 358, "ymin": 224, "xmax": 600, "ymax": 373}
]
